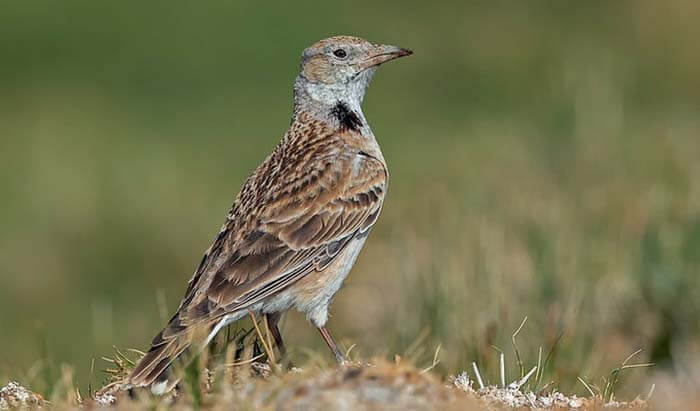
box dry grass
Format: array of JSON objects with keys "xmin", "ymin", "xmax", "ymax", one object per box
[
  {"xmin": 1, "ymin": 320, "xmax": 660, "ymax": 410},
  {"xmin": 2, "ymin": 358, "xmax": 653, "ymax": 410}
]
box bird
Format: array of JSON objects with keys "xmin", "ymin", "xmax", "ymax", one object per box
[{"xmin": 126, "ymin": 35, "xmax": 412, "ymax": 394}]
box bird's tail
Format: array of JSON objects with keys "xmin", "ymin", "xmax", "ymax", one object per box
[{"xmin": 127, "ymin": 315, "xmax": 223, "ymax": 394}]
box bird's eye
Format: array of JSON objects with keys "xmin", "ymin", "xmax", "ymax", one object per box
[{"xmin": 333, "ymin": 48, "xmax": 347, "ymax": 58}]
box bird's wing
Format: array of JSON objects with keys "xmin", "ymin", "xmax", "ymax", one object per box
[{"xmin": 168, "ymin": 147, "xmax": 387, "ymax": 333}]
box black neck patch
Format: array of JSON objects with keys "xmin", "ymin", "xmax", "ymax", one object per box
[{"xmin": 331, "ymin": 102, "xmax": 363, "ymax": 131}]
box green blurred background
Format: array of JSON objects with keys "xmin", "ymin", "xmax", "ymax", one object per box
[{"xmin": 2, "ymin": 0, "xmax": 699, "ymax": 397}]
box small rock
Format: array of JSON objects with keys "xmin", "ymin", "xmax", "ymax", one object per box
[{"xmin": 0, "ymin": 381, "xmax": 45, "ymax": 409}]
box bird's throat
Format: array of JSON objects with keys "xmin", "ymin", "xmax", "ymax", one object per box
[
  {"xmin": 292, "ymin": 78, "xmax": 369, "ymax": 134},
  {"xmin": 330, "ymin": 102, "xmax": 363, "ymax": 131}
]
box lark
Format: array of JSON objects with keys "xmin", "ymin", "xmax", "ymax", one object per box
[{"xmin": 126, "ymin": 35, "xmax": 412, "ymax": 394}]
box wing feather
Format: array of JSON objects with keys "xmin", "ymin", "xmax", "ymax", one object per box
[{"xmin": 174, "ymin": 148, "xmax": 386, "ymax": 331}]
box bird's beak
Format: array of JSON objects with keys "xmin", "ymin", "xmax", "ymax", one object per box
[{"xmin": 358, "ymin": 44, "xmax": 413, "ymax": 70}]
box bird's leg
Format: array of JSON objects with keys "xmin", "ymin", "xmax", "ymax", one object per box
[
  {"xmin": 317, "ymin": 326, "xmax": 346, "ymax": 365},
  {"xmin": 264, "ymin": 312, "xmax": 286, "ymax": 358}
]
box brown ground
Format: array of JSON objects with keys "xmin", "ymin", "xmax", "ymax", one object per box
[{"xmin": 3, "ymin": 359, "xmax": 655, "ymax": 410}]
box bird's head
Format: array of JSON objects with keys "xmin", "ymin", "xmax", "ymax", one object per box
[{"xmin": 295, "ymin": 35, "xmax": 412, "ymax": 108}]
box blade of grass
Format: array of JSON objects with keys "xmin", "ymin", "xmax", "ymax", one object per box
[
  {"xmin": 536, "ymin": 331, "xmax": 563, "ymax": 393},
  {"xmin": 603, "ymin": 349, "xmax": 654, "ymax": 402},
  {"xmin": 472, "ymin": 362, "xmax": 484, "ymax": 390},
  {"xmin": 577, "ymin": 376, "xmax": 596, "ymax": 397},
  {"xmin": 262, "ymin": 314, "xmax": 277, "ymax": 365},
  {"xmin": 512, "ymin": 316, "xmax": 528, "ymax": 379},
  {"xmin": 420, "ymin": 344, "xmax": 441, "ymax": 374},
  {"xmin": 248, "ymin": 311, "xmax": 279, "ymax": 375}
]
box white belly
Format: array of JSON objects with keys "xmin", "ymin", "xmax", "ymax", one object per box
[{"xmin": 262, "ymin": 236, "xmax": 367, "ymax": 327}]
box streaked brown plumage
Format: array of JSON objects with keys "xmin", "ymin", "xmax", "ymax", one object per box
[{"xmin": 126, "ymin": 35, "xmax": 412, "ymax": 394}]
